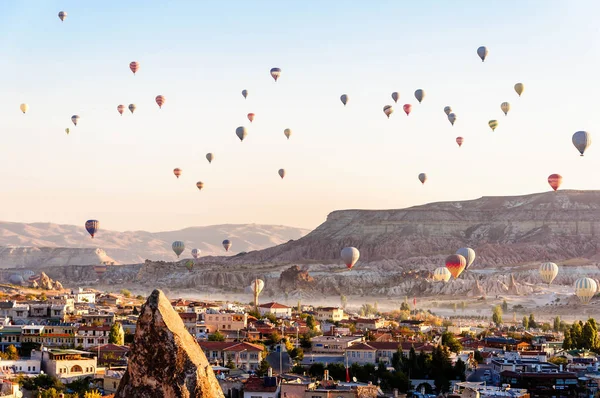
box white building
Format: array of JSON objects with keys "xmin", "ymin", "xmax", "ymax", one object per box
[
  {"xmin": 36, "ymin": 348, "xmax": 97, "ymax": 382},
  {"xmin": 73, "ymin": 288, "xmax": 96, "ymax": 304},
  {"xmin": 0, "ymin": 356, "xmax": 42, "ymax": 377},
  {"xmin": 258, "ymin": 302, "xmax": 292, "ymax": 318}
]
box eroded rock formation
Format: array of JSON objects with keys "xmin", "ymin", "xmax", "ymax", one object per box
[{"xmin": 115, "ymin": 289, "xmax": 224, "ymax": 398}]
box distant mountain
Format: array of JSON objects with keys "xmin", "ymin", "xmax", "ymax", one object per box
[{"xmin": 0, "ymin": 222, "xmax": 309, "ymax": 265}]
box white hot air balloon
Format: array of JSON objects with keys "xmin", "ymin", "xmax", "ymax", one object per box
[
  {"xmin": 433, "ymin": 267, "xmax": 451, "ymax": 283},
  {"xmin": 456, "ymin": 248, "xmax": 476, "ymax": 270},
  {"xmin": 251, "ymin": 278, "xmax": 265, "ymax": 308},
  {"xmin": 539, "ymin": 262, "xmax": 559, "ymax": 285},
  {"xmin": 341, "ymin": 247, "xmax": 360, "ymax": 270},
  {"xmin": 575, "ymin": 277, "xmax": 597, "ymax": 305}
]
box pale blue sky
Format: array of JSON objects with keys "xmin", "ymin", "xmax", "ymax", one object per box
[{"xmin": 0, "ymin": 1, "xmax": 599, "ymax": 232}]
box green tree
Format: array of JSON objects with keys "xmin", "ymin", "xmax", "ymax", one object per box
[
  {"xmin": 502, "ymin": 300, "xmax": 509, "ymax": 312},
  {"xmin": 400, "ymin": 302, "xmax": 410, "ymax": 311},
  {"xmin": 308, "ymin": 363, "xmax": 325, "ymax": 378},
  {"xmin": 300, "ymin": 333, "xmax": 312, "ymax": 350},
  {"xmin": 548, "ymin": 356, "xmax": 568, "ymax": 366},
  {"xmin": 582, "ymin": 320, "xmax": 598, "ymax": 350},
  {"xmin": 289, "ymin": 347, "xmax": 304, "ymax": 361},
  {"xmin": 136, "ymin": 294, "xmax": 144, "ymax": 300},
  {"xmin": 442, "ymin": 332, "xmax": 463, "ymax": 354},
  {"xmin": 528, "ymin": 313, "xmax": 537, "ymax": 329},
  {"xmin": 522, "ymin": 316, "xmax": 529, "ymax": 329},
  {"xmin": 492, "ymin": 305, "xmax": 503, "ymax": 326},
  {"xmin": 4, "ymin": 345, "xmax": 18, "ymax": 360},
  {"xmin": 208, "ymin": 331, "xmax": 225, "ymax": 342},
  {"xmin": 108, "ymin": 322, "xmax": 124, "ymax": 345},
  {"xmin": 553, "ymin": 316, "xmax": 561, "ymax": 332},
  {"xmin": 256, "ymin": 358, "xmax": 271, "ymax": 376},
  {"xmin": 226, "ymin": 357, "xmax": 236, "ymax": 369},
  {"xmin": 306, "ymin": 315, "xmax": 316, "ymax": 330},
  {"xmin": 563, "ymin": 329, "xmax": 572, "ymax": 350},
  {"xmin": 39, "ymin": 292, "xmax": 47, "ymax": 301},
  {"xmin": 120, "ymin": 289, "xmax": 132, "ymax": 298},
  {"xmin": 571, "ymin": 321, "xmax": 583, "ymax": 348},
  {"xmin": 264, "ymin": 313, "xmax": 278, "ymax": 324}
]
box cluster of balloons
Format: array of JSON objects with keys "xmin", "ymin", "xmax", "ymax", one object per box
[
  {"xmin": 539, "ymin": 262, "xmax": 597, "ymax": 305},
  {"xmin": 432, "ymin": 247, "xmax": 476, "ymax": 281}
]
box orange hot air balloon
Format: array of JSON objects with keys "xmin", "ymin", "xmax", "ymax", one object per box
[
  {"xmin": 456, "ymin": 137, "xmax": 464, "ymax": 147},
  {"xmin": 403, "ymin": 104, "xmax": 412, "ymax": 116},
  {"xmin": 129, "ymin": 61, "xmax": 140, "ymax": 75},
  {"xmin": 548, "ymin": 174, "xmax": 563, "ymax": 191},
  {"xmin": 247, "ymin": 113, "xmax": 255, "ymax": 122},
  {"xmin": 173, "ymin": 168, "xmax": 182, "ymax": 179},
  {"xmin": 445, "ymin": 254, "xmax": 467, "ymax": 279},
  {"xmin": 117, "ymin": 105, "xmax": 125, "ymax": 116},
  {"xmin": 155, "ymin": 95, "xmax": 165, "ymax": 109}
]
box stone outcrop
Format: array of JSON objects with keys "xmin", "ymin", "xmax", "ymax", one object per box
[
  {"xmin": 37, "ymin": 272, "xmax": 63, "ymax": 290},
  {"xmin": 115, "ymin": 289, "xmax": 224, "ymax": 398},
  {"xmin": 279, "ymin": 265, "xmax": 315, "ymax": 290}
]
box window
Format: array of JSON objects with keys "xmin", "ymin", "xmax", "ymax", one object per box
[
  {"xmin": 33, "ymin": 367, "xmax": 35, "ymax": 371},
  {"xmin": 113, "ymin": 382, "xmax": 117, "ymax": 388},
  {"xmin": 71, "ymin": 365, "xmax": 83, "ymax": 373},
  {"xmin": 28, "ymin": 366, "xmax": 30, "ymax": 371}
]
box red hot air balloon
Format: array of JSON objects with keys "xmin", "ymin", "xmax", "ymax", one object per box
[
  {"xmin": 456, "ymin": 137, "xmax": 464, "ymax": 147},
  {"xmin": 403, "ymin": 104, "xmax": 412, "ymax": 116},
  {"xmin": 173, "ymin": 168, "xmax": 182, "ymax": 178},
  {"xmin": 155, "ymin": 95, "xmax": 165, "ymax": 109},
  {"xmin": 247, "ymin": 113, "xmax": 255, "ymax": 122},
  {"xmin": 129, "ymin": 61, "xmax": 140, "ymax": 75},
  {"xmin": 548, "ymin": 174, "xmax": 563, "ymax": 191},
  {"xmin": 445, "ymin": 254, "xmax": 467, "ymax": 279},
  {"xmin": 117, "ymin": 105, "xmax": 125, "ymax": 116}
]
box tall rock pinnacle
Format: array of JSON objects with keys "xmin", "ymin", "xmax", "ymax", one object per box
[{"xmin": 115, "ymin": 289, "xmax": 224, "ymax": 398}]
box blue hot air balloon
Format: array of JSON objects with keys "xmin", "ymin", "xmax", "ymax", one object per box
[{"xmin": 85, "ymin": 220, "xmax": 99, "ymax": 239}]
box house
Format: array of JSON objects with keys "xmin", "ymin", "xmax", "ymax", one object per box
[
  {"xmin": 21, "ymin": 325, "xmax": 44, "ymax": 344},
  {"xmin": 72, "ymin": 288, "xmax": 96, "ymax": 304},
  {"xmin": 500, "ymin": 369, "xmax": 578, "ymax": 397},
  {"xmin": 243, "ymin": 376, "xmax": 279, "ymax": 398},
  {"xmin": 355, "ymin": 318, "xmax": 385, "ymax": 331},
  {"xmin": 484, "ymin": 337, "xmax": 518, "ymax": 350},
  {"xmin": 0, "ymin": 355, "xmax": 42, "ymax": 377},
  {"xmin": 36, "ymin": 348, "xmax": 98, "ymax": 382},
  {"xmin": 202, "ymin": 311, "xmax": 247, "ymax": 332},
  {"xmin": 39, "ymin": 324, "xmax": 76, "ymax": 348},
  {"xmin": 199, "ymin": 342, "xmax": 264, "ymax": 370},
  {"xmin": 178, "ymin": 312, "xmax": 199, "ymax": 335},
  {"xmin": 81, "ymin": 313, "xmax": 115, "ymax": 325},
  {"xmin": 171, "ymin": 299, "xmax": 191, "ymax": 313},
  {"xmin": 104, "ymin": 368, "xmax": 126, "ymax": 394},
  {"xmin": 0, "ymin": 326, "xmax": 22, "ymax": 351},
  {"xmin": 0, "ymin": 302, "xmax": 29, "ymax": 323},
  {"xmin": 75, "ymin": 325, "xmax": 118, "ymax": 349},
  {"xmin": 316, "ymin": 307, "xmax": 345, "ymax": 323},
  {"xmin": 96, "ymin": 294, "xmax": 121, "ymax": 307},
  {"xmin": 346, "ymin": 342, "xmax": 376, "ymax": 365},
  {"xmin": 280, "ymin": 379, "xmax": 315, "ymax": 398},
  {"xmin": 311, "ymin": 336, "xmax": 363, "ymax": 354},
  {"xmin": 91, "ymin": 344, "xmax": 129, "ymax": 366},
  {"xmin": 258, "ymin": 303, "xmax": 292, "ymax": 318}
]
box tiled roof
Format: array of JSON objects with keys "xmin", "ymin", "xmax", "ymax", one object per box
[{"xmin": 258, "ymin": 302, "xmax": 290, "ymax": 309}]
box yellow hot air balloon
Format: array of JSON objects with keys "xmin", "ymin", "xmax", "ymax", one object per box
[
  {"xmin": 501, "ymin": 102, "xmax": 510, "ymax": 116},
  {"xmin": 433, "ymin": 267, "xmax": 451, "ymax": 282},
  {"xmin": 19, "ymin": 104, "xmax": 29, "ymax": 114},
  {"xmin": 575, "ymin": 277, "xmax": 597, "ymax": 305},
  {"xmin": 514, "ymin": 83, "xmax": 524, "ymax": 97},
  {"xmin": 284, "ymin": 128, "xmax": 292, "ymax": 140},
  {"xmin": 488, "ymin": 120, "xmax": 498, "ymax": 131},
  {"xmin": 383, "ymin": 105, "xmax": 393, "ymax": 118},
  {"xmin": 65, "ymin": 128, "xmax": 70, "ymax": 135}
]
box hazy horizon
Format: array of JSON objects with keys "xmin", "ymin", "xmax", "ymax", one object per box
[{"xmin": 2, "ymin": 1, "xmax": 599, "ymax": 232}]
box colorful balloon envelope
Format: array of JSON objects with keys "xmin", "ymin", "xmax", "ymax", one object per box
[
  {"xmin": 501, "ymin": 102, "xmax": 510, "ymax": 116},
  {"xmin": 445, "ymin": 254, "xmax": 467, "ymax": 279},
  {"xmin": 117, "ymin": 105, "xmax": 125, "ymax": 116},
  {"xmin": 65, "ymin": 128, "xmax": 70, "ymax": 135},
  {"xmin": 539, "ymin": 262, "xmax": 559, "ymax": 285},
  {"xmin": 448, "ymin": 113, "xmax": 457, "ymax": 126},
  {"xmin": 488, "ymin": 120, "xmax": 498, "ymax": 131},
  {"xmin": 155, "ymin": 95, "xmax": 165, "ymax": 109},
  {"xmin": 340, "ymin": 94, "xmax": 349, "ymax": 106},
  {"xmin": 58, "ymin": 11, "xmax": 67, "ymax": 22},
  {"xmin": 222, "ymin": 239, "xmax": 232, "ymax": 251},
  {"xmin": 575, "ymin": 277, "xmax": 597, "ymax": 305},
  {"xmin": 456, "ymin": 137, "xmax": 464, "ymax": 147},
  {"xmin": 383, "ymin": 105, "xmax": 393, "ymax": 118},
  {"xmin": 20, "ymin": 104, "xmax": 28, "ymax": 114},
  {"xmin": 173, "ymin": 168, "xmax": 182, "ymax": 178},
  {"xmin": 85, "ymin": 220, "xmax": 99, "ymax": 238},
  {"xmin": 206, "ymin": 153, "xmax": 214, "ymax": 164},
  {"xmin": 172, "ymin": 241, "xmax": 185, "ymax": 258},
  {"xmin": 247, "ymin": 113, "xmax": 255, "ymax": 122},
  {"xmin": 477, "ymin": 46, "xmax": 488, "ymax": 62},
  {"xmin": 444, "ymin": 106, "xmax": 452, "ymax": 116},
  {"xmin": 284, "ymin": 128, "xmax": 292, "ymax": 140},
  {"xmin": 191, "ymin": 248, "xmax": 201, "ymax": 259},
  {"xmin": 270, "ymin": 67, "xmax": 281, "ymax": 82},
  {"xmin": 548, "ymin": 174, "xmax": 562, "ymax": 191},
  {"xmin": 128, "ymin": 104, "xmax": 136, "ymax": 114},
  {"xmin": 514, "ymin": 83, "xmax": 524, "ymax": 97},
  {"xmin": 391, "ymin": 92, "xmax": 399, "ymax": 103},
  {"xmin": 278, "ymin": 169, "xmax": 286, "ymax": 179},
  {"xmin": 129, "ymin": 61, "xmax": 140, "ymax": 75},
  {"xmin": 403, "ymin": 104, "xmax": 412, "ymax": 116},
  {"xmin": 418, "ymin": 173, "xmax": 427, "ymax": 185},
  {"xmin": 414, "ymin": 89, "xmax": 425, "ymax": 104},
  {"xmin": 456, "ymin": 248, "xmax": 476, "ymax": 270},
  {"xmin": 572, "ymin": 131, "xmax": 591, "ymax": 156},
  {"xmin": 242, "ymin": 89, "xmax": 248, "ymax": 99},
  {"xmin": 341, "ymin": 247, "xmax": 360, "ymax": 270},
  {"xmin": 196, "ymin": 181, "xmax": 204, "ymax": 190},
  {"xmin": 433, "ymin": 267, "xmax": 451, "ymax": 283},
  {"xmin": 236, "ymin": 126, "xmax": 247, "ymax": 142},
  {"xmin": 185, "ymin": 260, "xmax": 194, "ymax": 272},
  {"xmin": 71, "ymin": 115, "xmax": 80, "ymax": 126}
]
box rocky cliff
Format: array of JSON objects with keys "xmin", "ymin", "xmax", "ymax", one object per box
[
  {"xmin": 0, "ymin": 247, "xmax": 115, "ymax": 269},
  {"xmin": 116, "ymin": 289, "xmax": 224, "ymax": 398}
]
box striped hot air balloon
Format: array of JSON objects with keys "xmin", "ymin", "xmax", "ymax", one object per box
[
  {"xmin": 222, "ymin": 239, "xmax": 232, "ymax": 252},
  {"xmin": 172, "ymin": 241, "xmax": 185, "ymax": 258},
  {"xmin": 247, "ymin": 113, "xmax": 255, "ymax": 122},
  {"xmin": 94, "ymin": 264, "xmax": 107, "ymax": 278},
  {"xmin": 445, "ymin": 254, "xmax": 467, "ymax": 279},
  {"xmin": 383, "ymin": 105, "xmax": 393, "ymax": 118},
  {"xmin": 488, "ymin": 120, "xmax": 498, "ymax": 131},
  {"xmin": 574, "ymin": 277, "xmax": 597, "ymax": 304},
  {"xmin": 539, "ymin": 262, "xmax": 559, "ymax": 285},
  {"xmin": 433, "ymin": 267, "xmax": 451, "ymax": 283},
  {"xmin": 155, "ymin": 95, "xmax": 166, "ymax": 109},
  {"xmin": 173, "ymin": 168, "xmax": 182, "ymax": 179},
  {"xmin": 456, "ymin": 248, "xmax": 476, "ymax": 270},
  {"xmin": 117, "ymin": 105, "xmax": 125, "ymax": 116},
  {"xmin": 58, "ymin": 11, "xmax": 67, "ymax": 22},
  {"xmin": 85, "ymin": 220, "xmax": 99, "ymax": 238},
  {"xmin": 129, "ymin": 61, "xmax": 140, "ymax": 75},
  {"xmin": 71, "ymin": 115, "xmax": 80, "ymax": 126},
  {"xmin": 284, "ymin": 128, "xmax": 292, "ymax": 140},
  {"xmin": 270, "ymin": 67, "xmax": 281, "ymax": 82},
  {"xmin": 196, "ymin": 181, "xmax": 204, "ymax": 191},
  {"xmin": 548, "ymin": 174, "xmax": 562, "ymax": 191},
  {"xmin": 501, "ymin": 102, "xmax": 510, "ymax": 116},
  {"xmin": 191, "ymin": 248, "xmax": 201, "ymax": 259}
]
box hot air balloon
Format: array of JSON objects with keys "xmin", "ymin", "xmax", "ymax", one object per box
[
  {"xmin": 20, "ymin": 104, "xmax": 28, "ymax": 114},
  {"xmin": 58, "ymin": 11, "xmax": 67, "ymax": 21},
  {"xmin": 117, "ymin": 105, "xmax": 125, "ymax": 116},
  {"xmin": 489, "ymin": 120, "xmax": 498, "ymax": 131},
  {"xmin": 433, "ymin": 267, "xmax": 451, "ymax": 282},
  {"xmin": 172, "ymin": 241, "xmax": 185, "ymax": 258},
  {"xmin": 206, "ymin": 153, "xmax": 214, "ymax": 164},
  {"xmin": 278, "ymin": 169, "xmax": 286, "ymax": 179},
  {"xmin": 94, "ymin": 265, "xmax": 107, "ymax": 278},
  {"xmin": 448, "ymin": 113, "xmax": 457, "ymax": 126},
  {"xmin": 129, "ymin": 61, "xmax": 140, "ymax": 75},
  {"xmin": 445, "ymin": 254, "xmax": 467, "ymax": 279},
  {"xmin": 418, "ymin": 173, "xmax": 427, "ymax": 185},
  {"xmin": 403, "ymin": 104, "xmax": 412, "ymax": 116},
  {"xmin": 236, "ymin": 126, "xmax": 247, "ymax": 142},
  {"xmin": 456, "ymin": 248, "xmax": 476, "ymax": 270},
  {"xmin": 191, "ymin": 248, "xmax": 201, "ymax": 259},
  {"xmin": 270, "ymin": 67, "xmax": 281, "ymax": 82},
  {"xmin": 456, "ymin": 137, "xmax": 464, "ymax": 147},
  {"xmin": 575, "ymin": 277, "xmax": 597, "ymax": 304},
  {"xmin": 477, "ymin": 46, "xmax": 488, "ymax": 62},
  {"xmin": 155, "ymin": 95, "xmax": 165, "ymax": 109},
  {"xmin": 284, "ymin": 128, "xmax": 292, "ymax": 140},
  {"xmin": 185, "ymin": 260, "xmax": 194, "ymax": 272},
  {"xmin": 85, "ymin": 220, "xmax": 99, "ymax": 238},
  {"xmin": 340, "ymin": 94, "xmax": 349, "ymax": 106},
  {"xmin": 341, "ymin": 247, "xmax": 360, "ymax": 270},
  {"xmin": 173, "ymin": 168, "xmax": 182, "ymax": 179},
  {"xmin": 548, "ymin": 174, "xmax": 562, "ymax": 191},
  {"xmin": 572, "ymin": 131, "xmax": 591, "ymax": 156},
  {"xmin": 383, "ymin": 105, "xmax": 393, "ymax": 118},
  {"xmin": 539, "ymin": 262, "xmax": 559, "ymax": 285},
  {"xmin": 247, "ymin": 113, "xmax": 255, "ymax": 122},
  {"xmin": 501, "ymin": 102, "xmax": 510, "ymax": 116},
  {"xmin": 414, "ymin": 89, "xmax": 425, "ymax": 104},
  {"xmin": 242, "ymin": 89, "xmax": 248, "ymax": 99},
  {"xmin": 514, "ymin": 83, "xmax": 524, "ymax": 97},
  {"xmin": 392, "ymin": 92, "xmax": 399, "ymax": 103},
  {"xmin": 71, "ymin": 115, "xmax": 80, "ymax": 126},
  {"xmin": 251, "ymin": 279, "xmax": 265, "ymax": 308},
  {"xmin": 444, "ymin": 106, "xmax": 452, "ymax": 116},
  {"xmin": 65, "ymin": 128, "xmax": 70, "ymax": 135},
  {"xmin": 196, "ymin": 181, "xmax": 204, "ymax": 190},
  {"xmin": 222, "ymin": 239, "xmax": 232, "ymax": 252},
  {"xmin": 128, "ymin": 104, "xmax": 136, "ymax": 114}
]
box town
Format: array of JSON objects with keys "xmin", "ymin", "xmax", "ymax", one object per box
[{"xmin": 0, "ymin": 281, "xmax": 594, "ymax": 398}]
